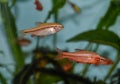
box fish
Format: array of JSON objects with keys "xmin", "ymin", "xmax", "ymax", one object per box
[
  {"xmin": 22, "ymin": 22, "xmax": 64, "ymax": 37},
  {"xmin": 17, "ymin": 38, "xmax": 31, "ymax": 46},
  {"xmin": 55, "ymin": 48, "xmax": 113, "ymax": 65},
  {"xmin": 62, "ymin": 63, "xmax": 72, "ymax": 71},
  {"xmin": 58, "ymin": 59, "xmax": 73, "ymax": 71},
  {"xmin": 67, "ymin": 0, "xmax": 80, "ymax": 13},
  {"xmin": 34, "ymin": 0, "xmax": 43, "ymax": 11}
]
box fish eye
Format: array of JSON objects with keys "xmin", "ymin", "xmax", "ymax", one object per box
[{"xmin": 100, "ymin": 58, "xmax": 106, "ymax": 62}]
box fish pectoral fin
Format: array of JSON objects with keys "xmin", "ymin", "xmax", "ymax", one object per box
[{"xmin": 31, "ymin": 34, "xmax": 36, "ymax": 37}]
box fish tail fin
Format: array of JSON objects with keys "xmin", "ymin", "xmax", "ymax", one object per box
[
  {"xmin": 55, "ymin": 48, "xmax": 64, "ymax": 60},
  {"xmin": 18, "ymin": 30, "xmax": 26, "ymax": 37},
  {"xmin": 20, "ymin": 30, "xmax": 28, "ymax": 36}
]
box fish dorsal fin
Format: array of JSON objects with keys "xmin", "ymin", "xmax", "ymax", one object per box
[
  {"xmin": 35, "ymin": 22, "xmax": 44, "ymax": 26},
  {"xmin": 56, "ymin": 48, "xmax": 63, "ymax": 54},
  {"xmin": 75, "ymin": 49, "xmax": 85, "ymax": 52}
]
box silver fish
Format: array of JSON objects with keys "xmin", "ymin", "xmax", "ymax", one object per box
[{"xmin": 22, "ymin": 23, "xmax": 64, "ymax": 37}]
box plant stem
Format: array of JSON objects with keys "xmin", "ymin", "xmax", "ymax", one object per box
[
  {"xmin": 81, "ymin": 42, "xmax": 93, "ymax": 76},
  {"xmin": 81, "ymin": 43, "xmax": 99, "ymax": 76},
  {"xmin": 53, "ymin": 34, "xmax": 57, "ymax": 49},
  {"xmin": 104, "ymin": 51, "xmax": 120, "ymax": 81},
  {"xmin": 36, "ymin": 37, "xmax": 40, "ymax": 50},
  {"xmin": 82, "ymin": 64, "xmax": 89, "ymax": 76},
  {"xmin": 0, "ymin": 3, "xmax": 24, "ymax": 72}
]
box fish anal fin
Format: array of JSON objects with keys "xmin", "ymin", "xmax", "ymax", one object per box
[{"xmin": 68, "ymin": 58, "xmax": 74, "ymax": 61}]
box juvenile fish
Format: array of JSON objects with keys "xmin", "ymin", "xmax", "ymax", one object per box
[
  {"xmin": 22, "ymin": 23, "xmax": 64, "ymax": 37},
  {"xmin": 62, "ymin": 63, "xmax": 72, "ymax": 71},
  {"xmin": 55, "ymin": 48, "xmax": 113, "ymax": 65},
  {"xmin": 17, "ymin": 38, "xmax": 31, "ymax": 46},
  {"xmin": 34, "ymin": 0, "xmax": 43, "ymax": 11}
]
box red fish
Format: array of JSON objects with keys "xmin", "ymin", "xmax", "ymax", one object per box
[
  {"xmin": 62, "ymin": 63, "xmax": 72, "ymax": 71},
  {"xmin": 55, "ymin": 48, "xmax": 113, "ymax": 65},
  {"xmin": 17, "ymin": 38, "xmax": 31, "ymax": 46},
  {"xmin": 34, "ymin": 0, "xmax": 43, "ymax": 11}
]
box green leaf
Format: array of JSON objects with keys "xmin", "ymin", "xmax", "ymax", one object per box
[
  {"xmin": 0, "ymin": 0, "xmax": 8, "ymax": 3},
  {"xmin": 67, "ymin": 30, "xmax": 120, "ymax": 50},
  {"xmin": 10, "ymin": 0, "xmax": 16, "ymax": 7},
  {"xmin": 45, "ymin": 0, "xmax": 66, "ymax": 22},
  {"xmin": 104, "ymin": 52, "xmax": 120, "ymax": 81},
  {"xmin": 97, "ymin": 1, "xmax": 120, "ymax": 30},
  {"xmin": 0, "ymin": 64, "xmax": 3, "ymax": 67},
  {"xmin": 0, "ymin": 73, "xmax": 7, "ymax": 84},
  {"xmin": 0, "ymin": 50, "xmax": 4, "ymax": 55},
  {"xmin": 0, "ymin": 3, "xmax": 25, "ymax": 72},
  {"xmin": 35, "ymin": 73, "xmax": 61, "ymax": 84},
  {"xmin": 53, "ymin": 0, "xmax": 66, "ymax": 9}
]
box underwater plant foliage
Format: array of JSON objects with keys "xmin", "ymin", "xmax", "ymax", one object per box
[{"xmin": 0, "ymin": 0, "xmax": 120, "ymax": 84}]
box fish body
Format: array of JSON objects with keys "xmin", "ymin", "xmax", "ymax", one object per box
[
  {"xmin": 55, "ymin": 48, "xmax": 113, "ymax": 65},
  {"xmin": 22, "ymin": 23, "xmax": 64, "ymax": 37}
]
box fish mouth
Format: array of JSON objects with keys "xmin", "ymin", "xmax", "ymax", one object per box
[
  {"xmin": 53, "ymin": 25, "xmax": 64, "ymax": 32},
  {"xmin": 59, "ymin": 25, "xmax": 64, "ymax": 28},
  {"xmin": 104, "ymin": 59, "xmax": 113, "ymax": 64}
]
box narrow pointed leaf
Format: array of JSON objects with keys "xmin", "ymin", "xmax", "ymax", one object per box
[
  {"xmin": 45, "ymin": 0, "xmax": 66, "ymax": 22},
  {"xmin": 0, "ymin": 73, "xmax": 7, "ymax": 84},
  {"xmin": 67, "ymin": 30, "xmax": 120, "ymax": 50},
  {"xmin": 0, "ymin": 0, "xmax": 8, "ymax": 3},
  {"xmin": 10, "ymin": 0, "xmax": 16, "ymax": 7},
  {"xmin": 97, "ymin": 2, "xmax": 120, "ymax": 30},
  {"xmin": 0, "ymin": 3, "xmax": 25, "ymax": 72},
  {"xmin": 35, "ymin": 73, "xmax": 61, "ymax": 84},
  {"xmin": 0, "ymin": 50, "xmax": 4, "ymax": 55}
]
